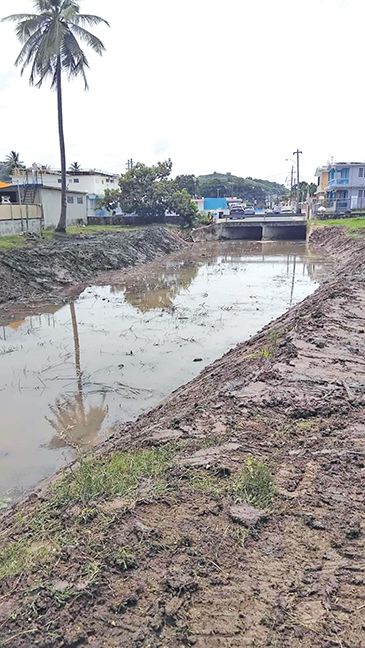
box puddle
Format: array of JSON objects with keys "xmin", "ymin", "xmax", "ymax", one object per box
[{"xmin": 0, "ymin": 241, "xmax": 333, "ymax": 506}]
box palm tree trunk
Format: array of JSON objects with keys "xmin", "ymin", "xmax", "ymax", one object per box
[{"xmin": 55, "ymin": 55, "xmax": 67, "ymax": 233}]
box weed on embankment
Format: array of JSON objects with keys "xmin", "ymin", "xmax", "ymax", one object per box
[{"xmin": 0, "ymin": 444, "xmax": 274, "ymax": 581}]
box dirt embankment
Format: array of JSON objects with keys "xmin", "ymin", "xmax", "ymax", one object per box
[
  {"xmin": 0, "ymin": 227, "xmax": 185, "ymax": 310},
  {"xmin": 1, "ymin": 227, "xmax": 365, "ymax": 648}
]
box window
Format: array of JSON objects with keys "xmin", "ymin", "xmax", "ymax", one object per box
[
  {"xmin": 67, "ymin": 196, "xmax": 74, "ymax": 204},
  {"xmin": 340, "ymin": 168, "xmax": 349, "ymax": 179},
  {"xmin": 77, "ymin": 197, "xmax": 83, "ymax": 204},
  {"xmin": 359, "ymin": 168, "xmax": 364, "ymax": 177},
  {"xmin": 73, "ymin": 178, "xmax": 79, "ymax": 183},
  {"xmin": 58, "ymin": 179, "xmax": 61, "ymax": 183},
  {"xmin": 359, "ymin": 190, "xmax": 363, "ymax": 198}
]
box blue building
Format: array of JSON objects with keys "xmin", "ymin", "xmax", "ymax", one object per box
[{"xmin": 203, "ymin": 197, "xmax": 227, "ymax": 211}]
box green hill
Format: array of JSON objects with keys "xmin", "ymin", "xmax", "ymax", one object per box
[{"xmin": 198, "ymin": 172, "xmax": 288, "ymax": 203}]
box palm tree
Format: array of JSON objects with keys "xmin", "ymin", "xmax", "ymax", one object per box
[
  {"xmin": 2, "ymin": 1, "xmax": 109, "ymax": 232},
  {"xmin": 4, "ymin": 151, "xmax": 25, "ymax": 175},
  {"xmin": 69, "ymin": 161, "xmax": 81, "ymax": 172}
]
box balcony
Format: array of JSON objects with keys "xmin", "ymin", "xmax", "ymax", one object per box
[{"xmin": 327, "ymin": 177, "xmax": 349, "ymax": 187}]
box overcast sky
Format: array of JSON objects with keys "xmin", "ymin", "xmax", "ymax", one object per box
[{"xmin": 0, "ymin": 0, "xmax": 363, "ymax": 185}]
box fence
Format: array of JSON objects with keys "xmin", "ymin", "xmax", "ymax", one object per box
[{"xmin": 0, "ymin": 204, "xmax": 43, "ymax": 235}]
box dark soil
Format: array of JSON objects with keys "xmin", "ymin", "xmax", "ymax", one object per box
[
  {"xmin": 0, "ymin": 227, "xmax": 185, "ymax": 311},
  {"xmin": 1, "ymin": 226, "xmax": 365, "ymax": 648}
]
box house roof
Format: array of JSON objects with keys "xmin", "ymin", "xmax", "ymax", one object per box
[{"xmin": 42, "ymin": 185, "xmax": 88, "ymax": 195}]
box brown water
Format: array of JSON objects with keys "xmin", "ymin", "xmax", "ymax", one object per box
[{"xmin": 0, "ymin": 241, "xmax": 333, "ymax": 508}]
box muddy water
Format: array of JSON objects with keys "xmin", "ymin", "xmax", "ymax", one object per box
[{"xmin": 0, "ymin": 241, "xmax": 333, "ymax": 506}]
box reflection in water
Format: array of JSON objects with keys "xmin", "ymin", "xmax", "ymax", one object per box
[
  {"xmin": 46, "ymin": 303, "xmax": 108, "ymax": 448},
  {"xmin": 46, "ymin": 394, "xmax": 108, "ymax": 448},
  {"xmin": 111, "ymin": 261, "xmax": 199, "ymax": 312},
  {"xmin": 0, "ymin": 240, "xmax": 334, "ymax": 504}
]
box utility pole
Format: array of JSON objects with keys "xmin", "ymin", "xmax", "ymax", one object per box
[
  {"xmin": 293, "ymin": 149, "xmax": 302, "ymax": 213},
  {"xmin": 126, "ymin": 158, "xmax": 134, "ymax": 171},
  {"xmin": 290, "ymin": 166, "xmax": 294, "ymax": 196}
]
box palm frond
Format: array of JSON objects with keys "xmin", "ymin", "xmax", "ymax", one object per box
[
  {"xmin": 68, "ymin": 22, "xmax": 106, "ymax": 55},
  {"xmin": 61, "ymin": 28, "xmax": 89, "ymax": 88},
  {"xmin": 15, "ymin": 28, "xmax": 47, "ymax": 69},
  {"xmin": 32, "ymin": 0, "xmax": 54, "ymax": 11},
  {"xmin": 14, "ymin": 16, "xmax": 49, "ymax": 43},
  {"xmin": 1, "ymin": 14, "xmax": 38, "ymax": 24},
  {"xmin": 72, "ymin": 14, "xmax": 109, "ymax": 28}
]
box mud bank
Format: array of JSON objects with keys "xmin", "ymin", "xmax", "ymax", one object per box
[
  {"xmin": 0, "ymin": 227, "xmax": 184, "ymax": 310},
  {"xmin": 1, "ymin": 227, "xmax": 365, "ymax": 648}
]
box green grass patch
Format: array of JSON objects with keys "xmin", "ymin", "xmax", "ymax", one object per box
[
  {"xmin": 54, "ymin": 445, "xmax": 177, "ymax": 505},
  {"xmin": 230, "ymin": 458, "xmax": 275, "ymax": 509},
  {"xmin": 311, "ymin": 217, "xmax": 365, "ymax": 233},
  {"xmin": 0, "ymin": 234, "xmax": 27, "ymax": 250},
  {"xmin": 0, "ymin": 539, "xmax": 58, "ymax": 579},
  {"xmin": 184, "ymin": 457, "xmax": 275, "ymax": 510},
  {"xmin": 0, "ymin": 445, "xmax": 178, "ymax": 579}
]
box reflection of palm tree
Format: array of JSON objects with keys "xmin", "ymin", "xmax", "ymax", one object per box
[
  {"xmin": 46, "ymin": 302, "xmax": 107, "ymax": 448},
  {"xmin": 46, "ymin": 394, "xmax": 108, "ymax": 449}
]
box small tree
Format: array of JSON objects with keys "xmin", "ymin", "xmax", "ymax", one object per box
[
  {"xmin": 69, "ymin": 161, "xmax": 81, "ymax": 172},
  {"xmin": 3, "ymin": 151, "xmax": 25, "ymax": 175},
  {"xmin": 103, "ymin": 159, "xmax": 174, "ymax": 223},
  {"xmin": 102, "ymin": 159, "xmax": 198, "ymax": 227},
  {"xmin": 171, "ymin": 189, "xmax": 198, "ymax": 228},
  {"xmin": 174, "ymin": 174, "xmax": 199, "ymax": 197}
]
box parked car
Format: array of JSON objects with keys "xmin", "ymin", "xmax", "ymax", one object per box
[
  {"xmin": 265, "ymin": 208, "xmax": 274, "ymax": 215},
  {"xmin": 229, "ymin": 206, "xmax": 245, "ymax": 218},
  {"xmin": 243, "ymin": 206, "xmax": 255, "ymax": 215},
  {"xmin": 281, "ymin": 205, "xmax": 294, "ymax": 214}
]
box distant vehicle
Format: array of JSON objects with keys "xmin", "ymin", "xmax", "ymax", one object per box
[
  {"xmin": 265, "ymin": 208, "xmax": 274, "ymax": 215},
  {"xmin": 281, "ymin": 205, "xmax": 295, "ymax": 214},
  {"xmin": 243, "ymin": 206, "xmax": 255, "ymax": 215},
  {"xmin": 229, "ymin": 206, "xmax": 245, "ymax": 218},
  {"xmin": 273, "ymin": 207, "xmax": 281, "ymax": 215},
  {"xmin": 317, "ymin": 205, "xmax": 326, "ymax": 213}
]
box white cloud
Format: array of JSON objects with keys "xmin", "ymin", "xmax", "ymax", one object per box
[{"xmin": 0, "ymin": 0, "xmax": 364, "ymax": 183}]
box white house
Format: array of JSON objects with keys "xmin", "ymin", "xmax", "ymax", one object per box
[
  {"xmin": 39, "ymin": 169, "xmax": 119, "ymax": 218},
  {"xmin": 10, "ymin": 168, "xmax": 120, "ymax": 224}
]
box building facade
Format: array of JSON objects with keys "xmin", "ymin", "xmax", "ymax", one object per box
[
  {"xmin": 315, "ymin": 162, "xmax": 365, "ymax": 212},
  {"xmin": 5, "ymin": 171, "xmax": 88, "ymax": 228},
  {"xmin": 11, "ymin": 169, "xmax": 119, "ymax": 222}
]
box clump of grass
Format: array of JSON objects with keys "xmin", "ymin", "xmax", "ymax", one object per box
[
  {"xmin": 231, "ymin": 458, "xmax": 275, "ymax": 509},
  {"xmin": 53, "ymin": 588, "xmax": 79, "ymax": 608},
  {"xmin": 296, "ymin": 418, "xmax": 319, "ymax": 432},
  {"xmin": 0, "ymin": 540, "xmax": 57, "ymax": 578},
  {"xmin": 186, "ymin": 470, "xmax": 227, "ymax": 497},
  {"xmin": 54, "ymin": 445, "xmax": 177, "ymax": 505},
  {"xmin": 111, "ymin": 547, "xmax": 137, "ymax": 571},
  {"xmin": 78, "ymin": 507, "xmax": 98, "ymax": 524}
]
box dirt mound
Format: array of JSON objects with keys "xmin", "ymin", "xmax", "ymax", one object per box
[
  {"xmin": 0, "ymin": 227, "xmax": 185, "ymax": 307},
  {"xmin": 1, "ymin": 228, "xmax": 365, "ymax": 647}
]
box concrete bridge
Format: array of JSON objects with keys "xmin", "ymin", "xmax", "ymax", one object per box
[{"xmin": 192, "ymin": 216, "xmax": 307, "ymax": 242}]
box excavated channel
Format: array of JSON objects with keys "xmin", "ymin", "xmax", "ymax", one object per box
[{"xmin": 0, "ymin": 240, "xmax": 333, "ymax": 507}]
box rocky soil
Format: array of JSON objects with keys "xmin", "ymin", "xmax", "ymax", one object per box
[
  {"xmin": 0, "ymin": 227, "xmax": 364, "ymax": 648},
  {"xmin": 0, "ymin": 227, "xmax": 184, "ymax": 310}
]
